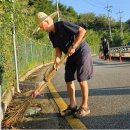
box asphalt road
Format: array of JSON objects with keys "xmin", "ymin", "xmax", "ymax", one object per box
[{"xmin": 52, "ymin": 56, "xmax": 130, "ymax": 129}]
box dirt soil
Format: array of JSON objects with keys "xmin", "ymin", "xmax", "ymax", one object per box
[{"xmin": 2, "ymin": 65, "xmax": 70, "ymax": 129}]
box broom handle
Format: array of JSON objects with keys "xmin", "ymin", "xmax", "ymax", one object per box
[
  {"xmin": 56, "ymin": 54, "xmax": 68, "ymax": 67},
  {"xmin": 44, "ymin": 54, "xmax": 68, "ymax": 81},
  {"xmin": 33, "ymin": 54, "xmax": 68, "ymax": 93}
]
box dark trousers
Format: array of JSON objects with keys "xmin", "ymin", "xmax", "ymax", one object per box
[{"xmin": 103, "ymin": 49, "xmax": 108, "ymax": 60}]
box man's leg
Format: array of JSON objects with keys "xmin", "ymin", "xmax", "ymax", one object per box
[
  {"xmin": 73, "ymin": 80, "xmax": 90, "ymax": 118},
  {"xmin": 74, "ymin": 51, "xmax": 92, "ymax": 118},
  {"xmin": 66, "ymin": 81, "xmax": 77, "ymax": 108},
  {"xmin": 103, "ymin": 50, "xmax": 106, "ymax": 60},
  {"xmin": 61, "ymin": 57, "xmax": 77, "ymax": 117},
  {"xmin": 104, "ymin": 50, "xmax": 107, "ymax": 60},
  {"xmin": 79, "ymin": 81, "xmax": 89, "ymax": 108},
  {"xmin": 60, "ymin": 81, "xmax": 77, "ymax": 117}
]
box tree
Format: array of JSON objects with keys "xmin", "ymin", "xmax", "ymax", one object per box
[
  {"xmin": 126, "ymin": 19, "xmax": 130, "ymax": 26},
  {"xmin": 78, "ymin": 13, "xmax": 96, "ymax": 29},
  {"xmin": 94, "ymin": 15, "xmax": 108, "ymax": 31}
]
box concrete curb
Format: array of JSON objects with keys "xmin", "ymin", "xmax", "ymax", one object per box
[
  {"xmin": 0, "ymin": 62, "xmax": 53, "ymax": 123},
  {"xmin": 19, "ymin": 62, "xmax": 53, "ymax": 82},
  {"xmin": 1, "ymin": 87, "xmax": 15, "ymax": 121}
]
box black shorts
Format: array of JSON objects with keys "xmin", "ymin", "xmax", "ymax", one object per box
[{"xmin": 65, "ymin": 43, "xmax": 93, "ymax": 82}]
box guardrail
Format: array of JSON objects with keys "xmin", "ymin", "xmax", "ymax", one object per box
[{"xmin": 109, "ymin": 45, "xmax": 130, "ymax": 58}]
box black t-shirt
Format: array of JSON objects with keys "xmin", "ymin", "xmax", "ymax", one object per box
[{"xmin": 49, "ymin": 21, "xmax": 79, "ymax": 54}]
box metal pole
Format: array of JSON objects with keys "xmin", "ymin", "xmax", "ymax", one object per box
[
  {"xmin": 105, "ymin": 3, "xmax": 112, "ymax": 41},
  {"xmin": 31, "ymin": 43, "xmax": 33, "ymax": 62},
  {"xmin": 108, "ymin": 16, "xmax": 112, "ymax": 40},
  {"xmin": 117, "ymin": 10, "xmax": 124, "ymax": 37},
  {"xmin": 48, "ymin": 0, "xmax": 60, "ymax": 21},
  {"xmin": 56, "ymin": 0, "xmax": 60, "ymax": 21},
  {"xmin": 24, "ymin": 43, "xmax": 27, "ymax": 65},
  {"xmin": 120, "ymin": 20, "xmax": 123, "ymax": 37},
  {"xmin": 11, "ymin": 1, "xmax": 20, "ymax": 93},
  {"xmin": 11, "ymin": 16, "xmax": 20, "ymax": 93}
]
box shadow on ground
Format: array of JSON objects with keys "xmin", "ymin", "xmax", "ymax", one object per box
[
  {"xmin": 80, "ymin": 112, "xmax": 130, "ymax": 129},
  {"xmin": 42, "ymin": 86, "xmax": 130, "ymax": 99}
]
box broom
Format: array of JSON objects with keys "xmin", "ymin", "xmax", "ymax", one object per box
[{"xmin": 2, "ymin": 54, "xmax": 68, "ymax": 128}]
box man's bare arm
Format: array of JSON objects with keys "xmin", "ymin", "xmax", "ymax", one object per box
[
  {"xmin": 68, "ymin": 27, "xmax": 86, "ymax": 56},
  {"xmin": 72, "ymin": 26, "xmax": 86, "ymax": 49},
  {"xmin": 54, "ymin": 48, "xmax": 62, "ymax": 69}
]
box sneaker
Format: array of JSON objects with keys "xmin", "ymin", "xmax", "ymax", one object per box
[
  {"xmin": 60, "ymin": 105, "xmax": 77, "ymax": 117},
  {"xmin": 73, "ymin": 106, "xmax": 90, "ymax": 118}
]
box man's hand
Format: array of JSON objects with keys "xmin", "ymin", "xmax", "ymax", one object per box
[
  {"xmin": 68, "ymin": 45, "xmax": 77, "ymax": 56},
  {"xmin": 31, "ymin": 90, "xmax": 41, "ymax": 98},
  {"xmin": 53, "ymin": 57, "xmax": 61, "ymax": 70}
]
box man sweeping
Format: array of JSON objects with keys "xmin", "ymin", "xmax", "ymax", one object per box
[{"xmin": 32, "ymin": 11, "xmax": 93, "ymax": 118}]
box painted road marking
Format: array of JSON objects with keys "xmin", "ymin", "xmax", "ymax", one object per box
[{"xmin": 47, "ymin": 82, "xmax": 87, "ymax": 129}]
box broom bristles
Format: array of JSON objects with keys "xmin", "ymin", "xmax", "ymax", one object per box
[
  {"xmin": 2, "ymin": 81, "xmax": 47, "ymax": 128},
  {"xmin": 2, "ymin": 96, "xmax": 33, "ymax": 128}
]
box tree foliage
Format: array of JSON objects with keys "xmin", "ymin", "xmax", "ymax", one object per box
[{"xmin": 78, "ymin": 13, "xmax": 95, "ymax": 29}]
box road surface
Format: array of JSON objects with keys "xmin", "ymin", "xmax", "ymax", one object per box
[{"xmin": 52, "ymin": 56, "xmax": 130, "ymax": 129}]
